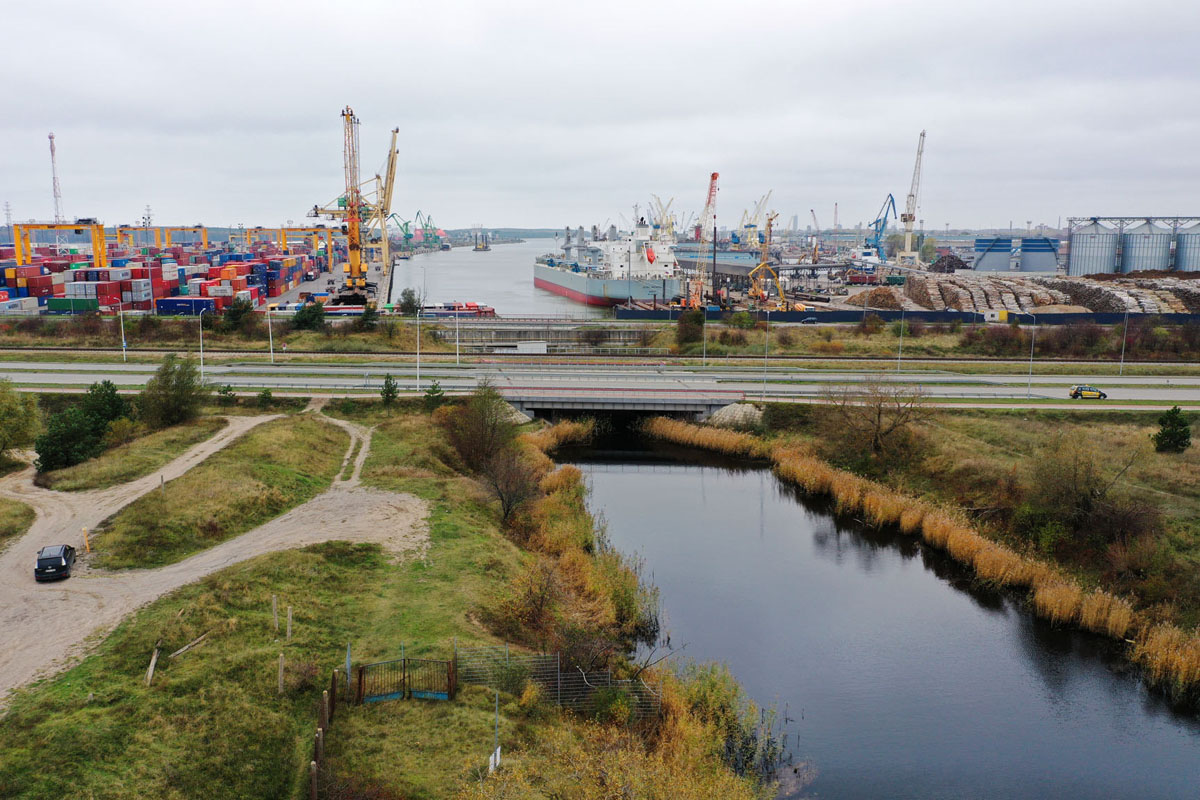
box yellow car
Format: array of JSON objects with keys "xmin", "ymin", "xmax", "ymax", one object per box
[{"xmin": 1069, "ymin": 385, "xmax": 1108, "ymax": 400}]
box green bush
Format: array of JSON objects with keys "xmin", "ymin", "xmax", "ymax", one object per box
[
  {"xmin": 256, "ymin": 388, "xmax": 274, "ymax": 409},
  {"xmin": 422, "ymin": 379, "xmax": 444, "ymax": 412},
  {"xmin": 726, "ymin": 311, "xmax": 756, "ymax": 330},
  {"xmin": 34, "ymin": 407, "xmax": 103, "ymax": 472},
  {"xmin": 0, "ymin": 379, "xmax": 39, "ymax": 462},
  {"xmin": 291, "ymin": 301, "xmax": 326, "ymax": 332},
  {"xmin": 381, "ymin": 373, "xmax": 399, "ymax": 407},
  {"xmin": 675, "ymin": 309, "xmax": 704, "ymax": 345},
  {"xmin": 139, "ymin": 355, "xmax": 209, "ymax": 428},
  {"xmin": 762, "ymin": 403, "xmax": 811, "ymax": 432}
]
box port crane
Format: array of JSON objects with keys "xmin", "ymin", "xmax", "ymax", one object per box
[
  {"xmin": 115, "ymin": 225, "xmax": 162, "ymax": 248},
  {"xmin": 14, "ymin": 221, "xmax": 108, "ymax": 270},
  {"xmin": 896, "ymin": 130, "xmax": 926, "ymax": 266},
  {"xmin": 866, "ymin": 194, "xmax": 897, "ymax": 263},
  {"xmin": 687, "ymin": 172, "xmax": 719, "ymax": 308},
  {"xmin": 309, "ymin": 107, "xmax": 370, "ymax": 304},
  {"xmin": 809, "ymin": 209, "xmax": 822, "ymax": 264},
  {"xmin": 748, "ymin": 212, "xmax": 786, "ymax": 308},
  {"xmin": 163, "ymin": 226, "xmax": 209, "ymax": 248}
]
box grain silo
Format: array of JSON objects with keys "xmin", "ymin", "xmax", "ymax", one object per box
[
  {"xmin": 1067, "ymin": 221, "xmax": 1118, "ymax": 276},
  {"xmin": 1120, "ymin": 221, "xmax": 1172, "ymax": 272},
  {"xmin": 1018, "ymin": 237, "xmax": 1059, "ymax": 272},
  {"xmin": 973, "ymin": 237, "xmax": 1013, "ymax": 270},
  {"xmin": 1173, "ymin": 223, "xmax": 1200, "ymax": 271}
]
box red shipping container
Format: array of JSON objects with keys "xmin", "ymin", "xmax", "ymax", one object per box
[
  {"xmin": 95, "ymin": 281, "xmax": 120, "ymax": 295},
  {"xmin": 52, "ymin": 285, "xmax": 65, "ymax": 297},
  {"xmin": 28, "ymin": 275, "xmax": 54, "ymax": 288},
  {"xmin": 130, "ymin": 267, "xmax": 149, "ymax": 280},
  {"xmin": 97, "ymin": 294, "xmax": 121, "ymax": 307},
  {"xmin": 132, "ymin": 300, "xmax": 152, "ymax": 311}
]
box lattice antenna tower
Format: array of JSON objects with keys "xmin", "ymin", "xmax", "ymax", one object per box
[
  {"xmin": 48, "ymin": 132, "xmax": 66, "ymax": 252},
  {"xmin": 3, "ymin": 202, "xmax": 11, "ymax": 245}
]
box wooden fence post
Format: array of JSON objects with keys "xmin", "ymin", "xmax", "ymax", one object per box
[
  {"xmin": 356, "ymin": 665, "xmax": 365, "ymax": 704},
  {"xmin": 272, "ymin": 595, "xmax": 278, "ymax": 633},
  {"xmin": 320, "ymin": 690, "xmax": 329, "ymax": 732},
  {"xmin": 278, "ymin": 653, "xmax": 285, "ymax": 695},
  {"xmin": 286, "ymin": 606, "xmax": 292, "ymax": 640},
  {"xmin": 316, "ymin": 727, "xmax": 324, "ymax": 765},
  {"xmin": 402, "ymin": 658, "xmax": 408, "ymax": 700},
  {"xmin": 145, "ymin": 647, "xmax": 160, "ymax": 687},
  {"xmin": 309, "ymin": 760, "xmax": 318, "ymax": 800},
  {"xmin": 329, "ymin": 670, "xmax": 338, "ymax": 723}
]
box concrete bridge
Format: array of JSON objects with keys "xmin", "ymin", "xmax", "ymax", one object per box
[{"xmin": 502, "ymin": 386, "xmax": 744, "ymax": 421}]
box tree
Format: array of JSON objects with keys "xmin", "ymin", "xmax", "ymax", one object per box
[
  {"xmin": 291, "ymin": 301, "xmax": 326, "ymax": 332},
  {"xmin": 217, "ymin": 384, "xmax": 237, "ymax": 406},
  {"xmin": 35, "ymin": 407, "xmax": 103, "ymax": 472},
  {"xmin": 0, "ymin": 380, "xmax": 39, "ymax": 463},
  {"xmin": 440, "ymin": 381, "xmax": 516, "ymax": 469},
  {"xmin": 222, "ymin": 297, "xmax": 255, "ymax": 333},
  {"xmin": 256, "ymin": 388, "xmax": 273, "ymax": 409},
  {"xmin": 423, "ymin": 379, "xmax": 445, "ymax": 412},
  {"xmin": 139, "ymin": 355, "xmax": 209, "ymax": 428},
  {"xmin": 675, "ymin": 309, "xmax": 704, "ymax": 346},
  {"xmin": 821, "ymin": 376, "xmax": 931, "ymax": 457},
  {"xmin": 380, "ymin": 373, "xmax": 399, "ymax": 408},
  {"xmin": 80, "ymin": 380, "xmax": 130, "ymax": 428},
  {"xmin": 1152, "ymin": 406, "xmax": 1191, "ymax": 452},
  {"xmin": 919, "ymin": 235, "xmax": 938, "ymax": 263},
  {"xmin": 355, "ymin": 305, "xmax": 380, "ymax": 332},
  {"xmin": 480, "ymin": 447, "xmax": 540, "ymax": 523},
  {"xmin": 398, "ymin": 288, "xmax": 420, "ymax": 316}
]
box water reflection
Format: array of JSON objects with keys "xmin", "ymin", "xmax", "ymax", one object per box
[{"xmin": 567, "ymin": 440, "xmax": 1200, "ymax": 800}]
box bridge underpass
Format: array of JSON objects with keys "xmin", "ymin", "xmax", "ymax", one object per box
[{"xmin": 502, "ymin": 388, "xmax": 744, "ymax": 421}]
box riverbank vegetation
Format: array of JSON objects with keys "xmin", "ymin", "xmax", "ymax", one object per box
[
  {"xmin": 0, "ymin": 498, "xmax": 35, "ymax": 551},
  {"xmin": 644, "ymin": 408, "xmax": 1200, "ymax": 707}
]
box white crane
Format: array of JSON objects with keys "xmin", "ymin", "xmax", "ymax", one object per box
[
  {"xmin": 897, "ymin": 130, "xmax": 926, "ymax": 266},
  {"xmin": 48, "ymin": 133, "xmax": 66, "ymax": 253}
]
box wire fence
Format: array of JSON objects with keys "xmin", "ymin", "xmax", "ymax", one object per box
[{"xmin": 454, "ymin": 644, "xmax": 661, "ymax": 718}]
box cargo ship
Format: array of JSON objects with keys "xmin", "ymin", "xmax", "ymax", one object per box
[
  {"xmin": 534, "ymin": 220, "xmax": 684, "ymax": 306},
  {"xmin": 673, "ymin": 241, "xmax": 774, "ymax": 277}
]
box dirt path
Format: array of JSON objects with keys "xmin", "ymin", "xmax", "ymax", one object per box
[{"xmin": 0, "ymin": 411, "xmax": 426, "ymax": 706}]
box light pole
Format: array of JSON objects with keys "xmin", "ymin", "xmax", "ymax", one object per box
[
  {"xmin": 896, "ymin": 307, "xmax": 905, "ymax": 372},
  {"xmin": 701, "ymin": 304, "xmax": 707, "ymax": 367},
  {"xmin": 455, "ymin": 309, "xmax": 460, "ymax": 366},
  {"xmin": 118, "ymin": 304, "xmax": 127, "ymax": 363},
  {"xmin": 1119, "ymin": 309, "xmax": 1130, "ymax": 376},
  {"xmin": 267, "ymin": 306, "xmax": 274, "ymax": 364},
  {"xmin": 762, "ymin": 310, "xmax": 770, "ymax": 401},
  {"xmin": 198, "ymin": 308, "xmax": 206, "ymax": 382},
  {"xmin": 416, "ymin": 266, "xmax": 425, "ymax": 391},
  {"xmin": 1026, "ymin": 313, "xmax": 1037, "ymax": 399}
]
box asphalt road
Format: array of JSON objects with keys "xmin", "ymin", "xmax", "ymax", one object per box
[{"xmin": 2, "ymin": 359, "xmax": 1199, "ymax": 407}]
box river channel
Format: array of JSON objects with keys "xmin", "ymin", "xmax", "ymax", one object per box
[
  {"xmin": 563, "ymin": 438, "xmax": 1200, "ymax": 800},
  {"xmin": 387, "ymin": 238, "xmax": 607, "ymax": 318}
]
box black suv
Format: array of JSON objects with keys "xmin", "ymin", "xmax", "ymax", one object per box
[{"xmin": 35, "ymin": 544, "xmax": 76, "ymax": 582}]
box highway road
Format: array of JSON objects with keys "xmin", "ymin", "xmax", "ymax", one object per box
[{"xmin": 2, "ymin": 359, "xmax": 1199, "ymax": 407}]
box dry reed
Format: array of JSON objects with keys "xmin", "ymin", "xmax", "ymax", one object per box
[
  {"xmin": 1133, "ymin": 625, "xmax": 1200, "ymax": 699},
  {"xmin": 523, "ymin": 418, "xmax": 596, "ymax": 453},
  {"xmin": 1032, "ymin": 582, "xmax": 1084, "ymax": 626},
  {"xmin": 1079, "ymin": 591, "xmax": 1135, "ymax": 639}
]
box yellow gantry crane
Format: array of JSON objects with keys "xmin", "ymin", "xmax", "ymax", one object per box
[
  {"xmin": 14, "ymin": 222, "xmax": 108, "ymax": 269},
  {"xmin": 163, "ymin": 226, "xmax": 209, "ymax": 248},
  {"xmin": 115, "ymin": 225, "xmax": 162, "ymax": 248},
  {"xmin": 748, "ymin": 213, "xmax": 786, "ymax": 309}
]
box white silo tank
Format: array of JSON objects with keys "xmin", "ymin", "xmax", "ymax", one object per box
[
  {"xmin": 1068, "ymin": 222, "xmax": 1118, "ymax": 276},
  {"xmin": 1120, "ymin": 221, "xmax": 1171, "ymax": 272},
  {"xmin": 1174, "ymin": 223, "xmax": 1200, "ymax": 271}
]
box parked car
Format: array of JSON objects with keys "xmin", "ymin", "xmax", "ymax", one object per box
[
  {"xmin": 799, "ymin": 317, "xmax": 818, "ymax": 324},
  {"xmin": 1069, "ymin": 385, "xmax": 1108, "ymax": 400},
  {"xmin": 34, "ymin": 544, "xmax": 76, "ymax": 582}
]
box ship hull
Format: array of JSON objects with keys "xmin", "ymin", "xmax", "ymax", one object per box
[{"xmin": 534, "ymin": 264, "xmax": 683, "ymax": 306}]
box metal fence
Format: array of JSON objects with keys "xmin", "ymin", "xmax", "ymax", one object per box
[
  {"xmin": 355, "ymin": 657, "xmax": 456, "ymax": 703},
  {"xmin": 455, "ymin": 644, "xmax": 661, "ymax": 718}
]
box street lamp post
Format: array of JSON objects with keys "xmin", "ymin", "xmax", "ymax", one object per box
[
  {"xmin": 118, "ymin": 304, "xmax": 127, "ymax": 363},
  {"xmin": 1026, "ymin": 313, "xmax": 1037, "ymax": 399},
  {"xmin": 896, "ymin": 307, "xmax": 905, "ymax": 372},
  {"xmin": 198, "ymin": 308, "xmax": 206, "ymax": 382},
  {"xmin": 701, "ymin": 305, "xmax": 707, "ymax": 367},
  {"xmin": 762, "ymin": 310, "xmax": 770, "ymax": 401},
  {"xmin": 455, "ymin": 310, "xmax": 460, "ymax": 367},
  {"xmin": 267, "ymin": 306, "xmax": 274, "ymax": 364}
]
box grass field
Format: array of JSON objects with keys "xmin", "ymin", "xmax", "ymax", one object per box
[
  {"xmin": 93, "ymin": 416, "xmax": 348, "ymax": 569},
  {"xmin": 0, "ymin": 498, "xmax": 36, "ymax": 553},
  {"xmin": 37, "ymin": 417, "xmax": 228, "ymax": 492}
]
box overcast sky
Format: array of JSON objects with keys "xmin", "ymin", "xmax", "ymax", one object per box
[{"xmin": 3, "ymin": 0, "xmax": 1198, "ymax": 233}]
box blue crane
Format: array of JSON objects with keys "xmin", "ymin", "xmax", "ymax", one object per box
[{"xmin": 866, "ymin": 194, "xmax": 898, "ymax": 262}]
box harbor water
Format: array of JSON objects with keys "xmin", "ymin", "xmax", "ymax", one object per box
[
  {"xmin": 565, "ymin": 439, "xmax": 1200, "ymax": 800},
  {"xmin": 386, "ymin": 238, "xmax": 606, "ymax": 317}
]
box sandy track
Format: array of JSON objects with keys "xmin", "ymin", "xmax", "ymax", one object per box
[{"xmin": 0, "ymin": 411, "xmax": 426, "ymax": 705}]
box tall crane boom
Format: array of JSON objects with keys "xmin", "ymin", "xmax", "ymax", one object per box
[
  {"xmin": 695, "ymin": 172, "xmax": 719, "ymax": 241},
  {"xmin": 341, "ymin": 106, "xmax": 367, "ymax": 303},
  {"xmin": 898, "ymin": 130, "xmax": 926, "ymax": 266},
  {"xmin": 48, "ymin": 133, "xmax": 66, "ymax": 252}
]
